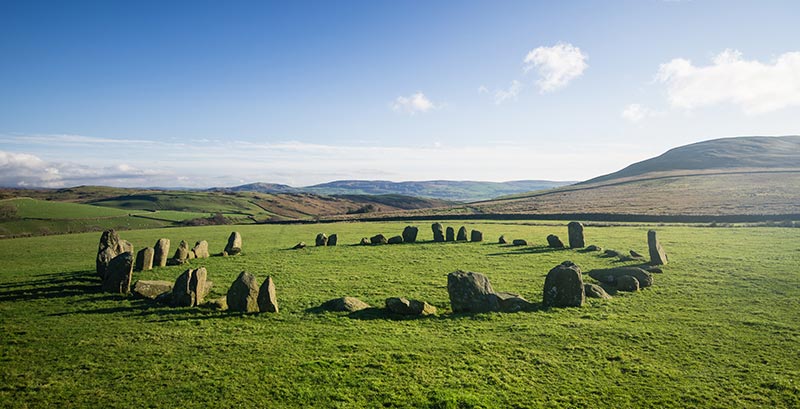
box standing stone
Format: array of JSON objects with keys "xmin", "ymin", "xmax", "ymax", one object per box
[
  {"xmin": 499, "ymin": 235, "xmax": 507, "ymax": 244},
  {"xmin": 153, "ymin": 238, "xmax": 170, "ymax": 267},
  {"xmin": 648, "ymin": 230, "xmax": 668, "ymax": 265},
  {"xmin": 542, "ymin": 261, "xmax": 584, "ymax": 308},
  {"xmin": 445, "ymin": 227, "xmax": 455, "ymax": 242},
  {"xmin": 102, "ymin": 252, "xmax": 134, "ymax": 294},
  {"xmin": 446, "ymin": 270, "xmax": 499, "ymax": 313},
  {"xmin": 173, "ymin": 240, "xmax": 190, "ymax": 261},
  {"xmin": 370, "ymin": 234, "xmax": 388, "ymax": 245},
  {"xmin": 385, "ymin": 297, "xmax": 436, "ymax": 316},
  {"xmin": 96, "ymin": 229, "xmax": 122, "ymax": 278},
  {"xmin": 402, "ymin": 226, "xmax": 418, "ymax": 243},
  {"xmin": 470, "ymin": 230, "xmax": 483, "ymax": 242},
  {"xmin": 135, "ymin": 247, "xmax": 154, "ymax": 271},
  {"xmin": 191, "ymin": 240, "xmax": 210, "ymax": 259},
  {"xmin": 257, "ymin": 276, "xmax": 279, "ymax": 313},
  {"xmin": 120, "ymin": 240, "xmax": 134, "ymax": 255},
  {"xmin": 315, "ymin": 233, "xmax": 328, "ymax": 247},
  {"xmin": 432, "ymin": 223, "xmax": 445, "ymax": 242},
  {"xmin": 328, "ymin": 234, "xmax": 338, "ymax": 246},
  {"xmin": 387, "ymin": 235, "xmax": 404, "ymax": 244},
  {"xmin": 171, "ymin": 267, "xmax": 208, "ymax": 307},
  {"xmin": 227, "ymin": 271, "xmax": 260, "ymax": 313},
  {"xmin": 456, "ymin": 226, "xmax": 468, "ymax": 241},
  {"xmin": 547, "ymin": 234, "xmax": 565, "ymax": 248},
  {"xmin": 225, "ymin": 231, "xmax": 243, "ymax": 255},
  {"xmin": 567, "ymin": 221, "xmax": 585, "ymax": 248}
]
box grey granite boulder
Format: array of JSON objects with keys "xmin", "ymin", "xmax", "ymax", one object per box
[
  {"xmin": 227, "ymin": 271, "xmax": 260, "ymax": 313},
  {"xmin": 446, "ymin": 270, "xmax": 499, "ymax": 313},
  {"xmin": 542, "ymin": 261, "xmax": 584, "ymax": 308}
]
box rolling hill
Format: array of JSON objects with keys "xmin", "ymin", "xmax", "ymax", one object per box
[
  {"xmin": 336, "ymin": 136, "xmax": 800, "ymax": 220},
  {"xmin": 216, "ymin": 179, "xmax": 574, "ymax": 202}
]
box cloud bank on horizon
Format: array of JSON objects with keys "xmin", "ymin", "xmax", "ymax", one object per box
[{"xmin": 1, "ymin": 2, "xmax": 798, "ymax": 188}]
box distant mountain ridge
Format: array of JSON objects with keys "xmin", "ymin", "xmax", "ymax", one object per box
[{"xmin": 215, "ymin": 179, "xmax": 574, "ymax": 202}]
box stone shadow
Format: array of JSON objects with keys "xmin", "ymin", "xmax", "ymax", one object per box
[{"xmin": 0, "ymin": 270, "xmax": 101, "ymax": 302}]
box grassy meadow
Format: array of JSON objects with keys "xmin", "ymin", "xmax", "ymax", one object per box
[{"xmin": 0, "ymin": 221, "xmax": 798, "ymax": 408}]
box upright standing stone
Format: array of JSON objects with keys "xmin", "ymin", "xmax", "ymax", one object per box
[
  {"xmin": 432, "ymin": 223, "xmax": 445, "ymax": 242},
  {"xmin": 171, "ymin": 267, "xmax": 208, "ymax": 307},
  {"xmin": 225, "ymin": 231, "xmax": 243, "ymax": 255},
  {"xmin": 96, "ymin": 229, "xmax": 122, "ymax": 278},
  {"xmin": 470, "ymin": 230, "xmax": 483, "ymax": 242},
  {"xmin": 648, "ymin": 230, "xmax": 668, "ymax": 265},
  {"xmin": 499, "ymin": 235, "xmax": 508, "ymax": 244},
  {"xmin": 173, "ymin": 240, "xmax": 190, "ymax": 261},
  {"xmin": 567, "ymin": 221, "xmax": 585, "ymax": 248},
  {"xmin": 135, "ymin": 247, "xmax": 154, "ymax": 271},
  {"xmin": 542, "ymin": 261, "xmax": 584, "ymax": 308},
  {"xmin": 120, "ymin": 240, "xmax": 134, "ymax": 255},
  {"xmin": 227, "ymin": 271, "xmax": 259, "ymax": 313},
  {"xmin": 257, "ymin": 276, "xmax": 279, "ymax": 313},
  {"xmin": 315, "ymin": 233, "xmax": 328, "ymax": 247},
  {"xmin": 446, "ymin": 227, "xmax": 455, "ymax": 242},
  {"xmin": 547, "ymin": 234, "xmax": 565, "ymax": 248},
  {"xmin": 328, "ymin": 234, "xmax": 338, "ymax": 246},
  {"xmin": 402, "ymin": 226, "xmax": 419, "ymax": 243},
  {"xmin": 446, "ymin": 270, "xmax": 499, "ymax": 313},
  {"xmin": 191, "ymin": 240, "xmax": 210, "ymax": 259},
  {"xmin": 102, "ymin": 252, "xmax": 133, "ymax": 294},
  {"xmin": 153, "ymin": 238, "xmax": 170, "ymax": 267},
  {"xmin": 456, "ymin": 226, "xmax": 468, "ymax": 241}
]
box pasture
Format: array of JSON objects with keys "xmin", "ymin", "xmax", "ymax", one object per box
[{"xmin": 0, "ymin": 221, "xmax": 798, "ymax": 408}]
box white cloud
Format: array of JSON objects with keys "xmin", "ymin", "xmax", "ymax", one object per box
[
  {"xmin": 477, "ymin": 85, "xmax": 489, "ymax": 94},
  {"xmin": 0, "ymin": 134, "xmax": 652, "ymax": 188},
  {"xmin": 524, "ymin": 42, "xmax": 588, "ymax": 93},
  {"xmin": 655, "ymin": 49, "xmax": 800, "ymax": 114},
  {"xmin": 493, "ymin": 80, "xmax": 524, "ymax": 104},
  {"xmin": 392, "ymin": 92, "xmax": 437, "ymax": 114},
  {"xmin": 621, "ymin": 103, "xmax": 661, "ymax": 122}
]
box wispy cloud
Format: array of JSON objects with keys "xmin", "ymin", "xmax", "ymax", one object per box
[
  {"xmin": 524, "ymin": 42, "xmax": 588, "ymax": 93},
  {"xmin": 621, "ymin": 103, "xmax": 661, "ymax": 123},
  {"xmin": 493, "ymin": 80, "xmax": 524, "ymax": 104},
  {"xmin": 391, "ymin": 92, "xmax": 438, "ymax": 114},
  {"xmin": 655, "ymin": 49, "xmax": 800, "ymax": 114}
]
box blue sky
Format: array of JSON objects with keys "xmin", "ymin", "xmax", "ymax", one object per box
[{"xmin": 1, "ymin": 0, "xmax": 798, "ymax": 188}]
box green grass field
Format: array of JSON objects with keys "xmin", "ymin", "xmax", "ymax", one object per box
[{"xmin": 0, "ymin": 221, "xmax": 798, "ymax": 408}]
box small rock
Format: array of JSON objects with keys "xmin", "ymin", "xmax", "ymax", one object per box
[
  {"xmin": 292, "ymin": 242, "xmax": 306, "ymax": 250},
  {"xmin": 385, "ymin": 297, "xmax": 436, "ymax": 316},
  {"xmin": 584, "ymin": 283, "xmax": 611, "ymax": 299},
  {"xmin": 512, "ymin": 239, "xmax": 528, "ymax": 246},
  {"xmin": 546, "ymin": 234, "xmax": 565, "ymax": 248},
  {"xmin": 499, "ymin": 235, "xmax": 507, "ymax": 244},
  {"xmin": 132, "ymin": 280, "xmax": 173, "ymax": 300},
  {"xmin": 359, "ymin": 237, "xmax": 370, "ymax": 246},
  {"xmin": 604, "ymin": 249, "xmax": 623, "ymax": 258},
  {"xmin": 587, "ymin": 267, "xmax": 653, "ymax": 288},
  {"xmin": 370, "ymin": 234, "xmax": 388, "ymax": 245},
  {"xmin": 387, "ymin": 235, "xmax": 404, "ymax": 244},
  {"xmin": 630, "ymin": 250, "xmax": 644, "ymax": 258},
  {"xmin": 321, "ymin": 297, "xmax": 371, "ymax": 312},
  {"xmin": 584, "ymin": 245, "xmax": 601, "ymax": 252},
  {"xmin": 496, "ymin": 292, "xmax": 534, "ymax": 312},
  {"xmin": 616, "ymin": 275, "xmax": 640, "ymax": 292}
]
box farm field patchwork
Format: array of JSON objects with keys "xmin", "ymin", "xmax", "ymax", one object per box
[{"xmin": 0, "ymin": 221, "xmax": 798, "ymax": 408}]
